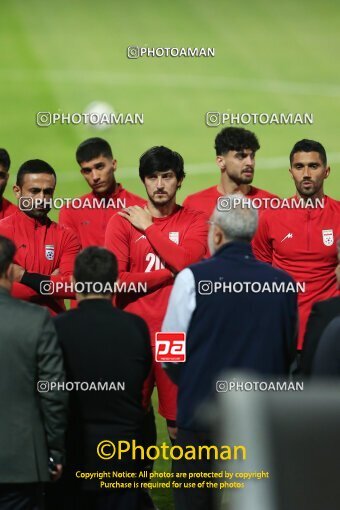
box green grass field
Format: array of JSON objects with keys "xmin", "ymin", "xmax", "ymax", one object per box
[{"xmin": 1, "ymin": 1, "xmax": 340, "ymax": 508}]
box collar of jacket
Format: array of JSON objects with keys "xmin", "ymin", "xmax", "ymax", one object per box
[
  {"xmin": 213, "ymin": 240, "xmax": 254, "ymax": 260},
  {"xmin": 78, "ymin": 298, "xmax": 114, "ymax": 309}
]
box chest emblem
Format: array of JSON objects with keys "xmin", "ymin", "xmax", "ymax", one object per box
[
  {"xmin": 322, "ymin": 229, "xmax": 334, "ymax": 246},
  {"xmin": 45, "ymin": 244, "xmax": 55, "ymax": 260}
]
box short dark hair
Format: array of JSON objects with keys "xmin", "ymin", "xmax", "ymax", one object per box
[
  {"xmin": 16, "ymin": 160, "xmax": 57, "ymax": 187},
  {"xmin": 214, "ymin": 127, "xmax": 260, "ymax": 156},
  {"xmin": 73, "ymin": 246, "xmax": 118, "ymax": 295},
  {"xmin": 139, "ymin": 146, "xmax": 185, "ymax": 181},
  {"xmin": 0, "ymin": 236, "xmax": 16, "ymax": 277},
  {"xmin": 0, "ymin": 149, "xmax": 10, "ymax": 171},
  {"xmin": 76, "ymin": 138, "xmax": 113, "ymax": 164},
  {"xmin": 289, "ymin": 139, "xmax": 327, "ymax": 166}
]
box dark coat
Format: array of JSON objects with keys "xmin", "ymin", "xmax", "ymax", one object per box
[
  {"xmin": 301, "ymin": 297, "xmax": 340, "ymax": 374},
  {"xmin": 53, "ymin": 298, "xmax": 152, "ymax": 476},
  {"xmin": 0, "ymin": 287, "xmax": 67, "ymax": 483}
]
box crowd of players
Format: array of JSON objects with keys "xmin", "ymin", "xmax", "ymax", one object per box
[{"xmin": 0, "ymin": 128, "xmax": 339, "ymax": 509}]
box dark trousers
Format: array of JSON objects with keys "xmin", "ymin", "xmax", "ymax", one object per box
[
  {"xmin": 173, "ymin": 429, "xmax": 220, "ymax": 510},
  {"xmin": 0, "ymin": 483, "xmax": 43, "ymax": 510}
]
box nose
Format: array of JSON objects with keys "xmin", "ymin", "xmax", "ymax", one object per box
[
  {"xmin": 245, "ymin": 154, "xmax": 254, "ymax": 167},
  {"xmin": 36, "ymin": 190, "xmax": 45, "ymax": 200},
  {"xmin": 92, "ymin": 170, "xmax": 100, "ymax": 182},
  {"xmin": 156, "ymin": 176, "xmax": 164, "ymax": 188},
  {"xmin": 302, "ymin": 166, "xmax": 312, "ymax": 178}
]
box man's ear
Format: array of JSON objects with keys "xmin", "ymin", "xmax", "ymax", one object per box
[
  {"xmin": 216, "ymin": 156, "xmax": 226, "ymax": 171},
  {"xmin": 177, "ymin": 177, "xmax": 184, "ymax": 190},
  {"xmin": 112, "ymin": 159, "xmax": 118, "ymax": 172},
  {"xmin": 214, "ymin": 224, "xmax": 225, "ymax": 246},
  {"xmin": 13, "ymin": 184, "xmax": 21, "ymax": 198}
]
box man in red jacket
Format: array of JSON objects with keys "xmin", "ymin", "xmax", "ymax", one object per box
[
  {"xmin": 183, "ymin": 127, "xmax": 278, "ymax": 217},
  {"xmin": 0, "ymin": 148, "xmax": 17, "ymax": 219},
  {"xmin": 0, "ymin": 159, "xmax": 80, "ymax": 315},
  {"xmin": 59, "ymin": 137, "xmax": 145, "ymax": 248},
  {"xmin": 253, "ymin": 139, "xmax": 340, "ymax": 350},
  {"xmin": 105, "ymin": 146, "xmax": 208, "ymax": 439}
]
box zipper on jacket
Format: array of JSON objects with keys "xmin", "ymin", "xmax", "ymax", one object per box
[{"xmin": 307, "ymin": 209, "xmax": 311, "ymax": 251}]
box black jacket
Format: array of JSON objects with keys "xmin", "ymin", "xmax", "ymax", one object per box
[
  {"xmin": 300, "ymin": 297, "xmax": 340, "ymax": 375},
  {"xmin": 53, "ymin": 298, "xmax": 152, "ymax": 474}
]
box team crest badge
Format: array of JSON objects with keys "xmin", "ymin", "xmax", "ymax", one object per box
[
  {"xmin": 169, "ymin": 232, "xmax": 179, "ymax": 245},
  {"xmin": 45, "ymin": 244, "xmax": 55, "ymax": 260},
  {"xmin": 322, "ymin": 229, "xmax": 334, "ymax": 246}
]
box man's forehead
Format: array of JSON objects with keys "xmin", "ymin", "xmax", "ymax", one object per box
[
  {"xmin": 228, "ymin": 148, "xmax": 254, "ymax": 155},
  {"xmin": 148, "ymin": 169, "xmax": 175, "ymax": 175},
  {"xmin": 291, "ymin": 151, "xmax": 324, "ymax": 164},
  {"xmin": 80, "ymin": 155, "xmax": 110, "ymax": 168},
  {"xmin": 21, "ymin": 173, "xmax": 56, "ymax": 185}
]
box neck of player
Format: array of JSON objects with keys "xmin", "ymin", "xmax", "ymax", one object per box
[
  {"xmin": 147, "ymin": 199, "xmax": 177, "ymax": 218},
  {"xmin": 217, "ymin": 177, "xmax": 251, "ymax": 196},
  {"xmin": 296, "ymin": 188, "xmax": 325, "ymax": 203}
]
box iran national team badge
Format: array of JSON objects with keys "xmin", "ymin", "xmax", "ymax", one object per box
[
  {"xmin": 45, "ymin": 244, "xmax": 55, "ymax": 260},
  {"xmin": 322, "ymin": 229, "xmax": 334, "ymax": 247},
  {"xmin": 169, "ymin": 232, "xmax": 179, "ymax": 244}
]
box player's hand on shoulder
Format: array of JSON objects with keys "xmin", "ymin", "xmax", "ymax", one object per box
[{"xmin": 118, "ymin": 205, "xmax": 153, "ymax": 231}]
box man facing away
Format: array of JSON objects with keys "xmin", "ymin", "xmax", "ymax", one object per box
[
  {"xmin": 163, "ymin": 195, "xmax": 298, "ymax": 510},
  {"xmin": 0, "ymin": 235, "xmax": 67, "ymax": 510},
  {"xmin": 48, "ymin": 247, "xmax": 152, "ymax": 510}
]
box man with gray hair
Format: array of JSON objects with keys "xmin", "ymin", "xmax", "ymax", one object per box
[{"xmin": 162, "ymin": 195, "xmax": 298, "ymax": 510}]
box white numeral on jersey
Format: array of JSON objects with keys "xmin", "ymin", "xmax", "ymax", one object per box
[{"xmin": 145, "ymin": 253, "xmax": 165, "ymax": 272}]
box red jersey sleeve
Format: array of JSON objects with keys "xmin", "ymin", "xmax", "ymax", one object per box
[
  {"xmin": 252, "ymin": 211, "xmax": 273, "ymax": 264},
  {"xmin": 105, "ymin": 214, "xmax": 173, "ymax": 290},
  {"xmin": 11, "ymin": 282, "xmax": 39, "ymax": 301},
  {"xmin": 144, "ymin": 213, "xmax": 208, "ymax": 273},
  {"xmin": 49, "ymin": 228, "xmax": 81, "ymax": 298}
]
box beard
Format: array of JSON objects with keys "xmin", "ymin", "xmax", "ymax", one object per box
[
  {"xmin": 228, "ymin": 169, "xmax": 254, "ymax": 186},
  {"xmin": 297, "ymin": 180, "xmax": 319, "ymax": 198},
  {"xmin": 26, "ymin": 208, "xmax": 50, "ymax": 219},
  {"xmin": 147, "ymin": 191, "xmax": 175, "ymax": 208}
]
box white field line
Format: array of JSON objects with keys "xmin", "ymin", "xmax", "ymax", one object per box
[{"xmin": 3, "ymin": 69, "xmax": 340, "ymax": 97}]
